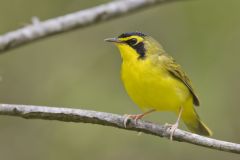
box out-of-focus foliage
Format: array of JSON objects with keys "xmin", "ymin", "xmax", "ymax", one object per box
[{"xmin": 0, "ymin": 0, "xmax": 239, "ymax": 159}]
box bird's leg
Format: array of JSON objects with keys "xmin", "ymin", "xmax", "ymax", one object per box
[
  {"xmin": 165, "ymin": 106, "xmax": 183, "ymax": 140},
  {"xmin": 123, "ymin": 109, "xmax": 156, "ymax": 128}
]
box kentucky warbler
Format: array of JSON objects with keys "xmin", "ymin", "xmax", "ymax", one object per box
[{"xmin": 105, "ymin": 32, "xmax": 212, "ymax": 139}]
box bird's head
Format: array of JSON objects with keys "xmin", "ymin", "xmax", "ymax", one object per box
[{"xmin": 105, "ymin": 32, "xmax": 165, "ymax": 61}]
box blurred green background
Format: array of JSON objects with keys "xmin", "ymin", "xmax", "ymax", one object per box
[{"xmin": 0, "ymin": 0, "xmax": 240, "ymax": 159}]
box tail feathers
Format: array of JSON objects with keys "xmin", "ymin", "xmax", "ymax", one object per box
[
  {"xmin": 184, "ymin": 118, "xmax": 212, "ymax": 136},
  {"xmin": 181, "ymin": 108, "xmax": 212, "ymax": 136}
]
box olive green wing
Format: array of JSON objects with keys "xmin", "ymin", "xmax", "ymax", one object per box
[{"xmin": 165, "ymin": 57, "xmax": 200, "ymax": 106}]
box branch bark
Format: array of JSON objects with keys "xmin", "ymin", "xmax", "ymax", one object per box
[
  {"xmin": 0, "ymin": 103, "xmax": 239, "ymax": 154},
  {"xmin": 0, "ymin": 0, "xmax": 182, "ymax": 53}
]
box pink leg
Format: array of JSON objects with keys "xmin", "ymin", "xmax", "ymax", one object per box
[
  {"xmin": 165, "ymin": 106, "xmax": 183, "ymax": 140},
  {"xmin": 123, "ymin": 109, "xmax": 156, "ymax": 127}
]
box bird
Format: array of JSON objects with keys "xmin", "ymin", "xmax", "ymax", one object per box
[{"xmin": 105, "ymin": 32, "xmax": 212, "ymax": 139}]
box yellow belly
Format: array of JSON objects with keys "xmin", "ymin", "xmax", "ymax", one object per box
[{"xmin": 121, "ymin": 60, "xmax": 191, "ymax": 112}]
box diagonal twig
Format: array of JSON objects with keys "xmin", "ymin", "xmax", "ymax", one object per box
[
  {"xmin": 0, "ymin": 0, "xmax": 183, "ymax": 53},
  {"xmin": 0, "ymin": 103, "xmax": 239, "ymax": 154}
]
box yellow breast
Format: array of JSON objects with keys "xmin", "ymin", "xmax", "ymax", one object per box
[{"xmin": 121, "ymin": 56, "xmax": 191, "ymax": 112}]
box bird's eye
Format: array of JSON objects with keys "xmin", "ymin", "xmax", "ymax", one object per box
[{"xmin": 126, "ymin": 38, "xmax": 138, "ymax": 46}]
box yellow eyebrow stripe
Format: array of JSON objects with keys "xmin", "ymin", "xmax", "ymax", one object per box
[{"xmin": 119, "ymin": 36, "xmax": 143, "ymax": 44}]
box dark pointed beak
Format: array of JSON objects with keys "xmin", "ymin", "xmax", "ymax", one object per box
[{"xmin": 104, "ymin": 37, "xmax": 122, "ymax": 43}]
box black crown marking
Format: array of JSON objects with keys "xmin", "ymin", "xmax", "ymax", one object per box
[{"xmin": 118, "ymin": 32, "xmax": 146, "ymax": 38}]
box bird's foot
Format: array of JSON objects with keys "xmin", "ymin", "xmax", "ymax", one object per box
[
  {"xmin": 164, "ymin": 122, "xmax": 179, "ymax": 140},
  {"xmin": 123, "ymin": 114, "xmax": 144, "ymax": 128}
]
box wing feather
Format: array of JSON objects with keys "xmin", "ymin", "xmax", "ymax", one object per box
[{"xmin": 164, "ymin": 56, "xmax": 200, "ymax": 106}]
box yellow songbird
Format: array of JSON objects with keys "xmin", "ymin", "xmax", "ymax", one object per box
[{"xmin": 105, "ymin": 32, "xmax": 212, "ymax": 138}]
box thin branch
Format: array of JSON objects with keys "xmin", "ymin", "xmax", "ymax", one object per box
[
  {"xmin": 0, "ymin": 104, "xmax": 239, "ymax": 154},
  {"xmin": 0, "ymin": 0, "xmax": 183, "ymax": 53}
]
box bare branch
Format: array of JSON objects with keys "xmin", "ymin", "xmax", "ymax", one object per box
[
  {"xmin": 0, "ymin": 0, "xmax": 183, "ymax": 53},
  {"xmin": 0, "ymin": 103, "xmax": 239, "ymax": 154}
]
